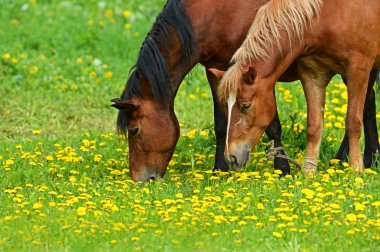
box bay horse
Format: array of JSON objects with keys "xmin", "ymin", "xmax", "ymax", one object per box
[
  {"xmin": 216, "ymin": 0, "xmax": 380, "ymax": 174},
  {"xmin": 112, "ymin": 0, "xmax": 379, "ymax": 181}
]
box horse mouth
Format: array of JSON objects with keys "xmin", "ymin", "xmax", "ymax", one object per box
[{"xmin": 226, "ymin": 150, "xmax": 250, "ymax": 171}]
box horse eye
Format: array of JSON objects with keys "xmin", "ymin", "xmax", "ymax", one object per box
[
  {"xmin": 128, "ymin": 127, "xmax": 140, "ymax": 136},
  {"xmin": 241, "ymin": 103, "xmax": 251, "ymax": 112}
]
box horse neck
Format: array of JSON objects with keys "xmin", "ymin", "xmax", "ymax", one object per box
[
  {"xmin": 256, "ymin": 37, "xmax": 303, "ymax": 85},
  {"xmin": 162, "ymin": 37, "xmax": 198, "ymax": 96}
]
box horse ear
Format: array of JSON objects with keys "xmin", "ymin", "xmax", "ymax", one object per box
[
  {"xmin": 243, "ymin": 67, "xmax": 257, "ymax": 85},
  {"xmin": 208, "ymin": 68, "xmax": 225, "ymax": 79},
  {"xmin": 111, "ymin": 98, "xmax": 138, "ymax": 111}
]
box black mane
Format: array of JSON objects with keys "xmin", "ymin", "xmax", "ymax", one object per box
[
  {"xmin": 121, "ymin": 0, "xmax": 196, "ymax": 102},
  {"xmin": 116, "ymin": 0, "xmax": 196, "ymax": 134}
]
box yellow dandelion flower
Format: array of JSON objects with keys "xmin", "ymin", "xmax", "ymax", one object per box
[
  {"xmin": 200, "ymin": 130, "xmax": 208, "ymax": 136},
  {"xmin": 105, "ymin": 71, "xmax": 113, "ymax": 78},
  {"xmin": 347, "ymin": 229, "xmax": 355, "ymax": 235},
  {"xmin": 3, "ymin": 53, "xmax": 11, "ymax": 60},
  {"xmin": 94, "ymin": 154, "xmax": 102, "ymax": 162},
  {"xmin": 354, "ymin": 177, "xmax": 365, "ymax": 187},
  {"xmin": 125, "ymin": 23, "xmax": 132, "ymax": 30},
  {"xmin": 257, "ymin": 203, "xmax": 264, "ymax": 210},
  {"xmin": 272, "ymin": 232, "xmax": 282, "ymax": 238},
  {"xmin": 354, "ymin": 203, "xmax": 365, "ymax": 211},
  {"xmin": 188, "ymin": 94, "xmax": 196, "ymax": 100},
  {"xmin": 123, "ymin": 10, "xmax": 131, "ymax": 18},
  {"xmin": 32, "ymin": 202, "xmax": 43, "ymax": 209},
  {"xmin": 5, "ymin": 159, "xmax": 14, "ymax": 165},
  {"xmin": 32, "ymin": 129, "xmax": 41, "ymax": 135},
  {"xmin": 76, "ymin": 207, "xmax": 87, "ymax": 216},
  {"xmin": 372, "ymin": 201, "xmax": 380, "ymax": 207},
  {"xmin": 238, "ymin": 221, "xmax": 247, "ymax": 226}
]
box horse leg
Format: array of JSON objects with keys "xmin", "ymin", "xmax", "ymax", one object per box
[
  {"xmin": 298, "ymin": 62, "xmax": 332, "ymax": 175},
  {"xmin": 345, "ymin": 62, "xmax": 372, "ymax": 174},
  {"xmin": 334, "ymin": 71, "xmax": 379, "ymax": 167},
  {"xmin": 265, "ymin": 111, "xmax": 290, "ymax": 175},
  {"xmin": 206, "ymin": 69, "xmax": 229, "ymax": 172},
  {"xmin": 363, "ymin": 71, "xmax": 379, "ymax": 168}
]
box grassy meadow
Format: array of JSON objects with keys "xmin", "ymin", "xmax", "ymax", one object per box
[{"xmin": 0, "ymin": 0, "xmax": 379, "ymax": 251}]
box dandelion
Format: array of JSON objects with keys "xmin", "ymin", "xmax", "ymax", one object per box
[
  {"xmin": 32, "ymin": 202, "xmax": 43, "ymax": 209},
  {"xmin": 3, "ymin": 53, "xmax": 11, "ymax": 60},
  {"xmin": 123, "ymin": 10, "xmax": 131, "ymax": 18},
  {"xmin": 105, "ymin": 71, "xmax": 113, "ymax": 78},
  {"xmin": 347, "ymin": 229, "xmax": 355, "ymax": 235},
  {"xmin": 272, "ymin": 232, "xmax": 282, "ymax": 238},
  {"xmin": 354, "ymin": 177, "xmax": 365, "ymax": 187},
  {"xmin": 5, "ymin": 159, "xmax": 14, "ymax": 165},
  {"xmin": 257, "ymin": 203, "xmax": 264, "ymax": 210},
  {"xmin": 125, "ymin": 23, "xmax": 132, "ymax": 30},
  {"xmin": 32, "ymin": 129, "xmax": 41, "ymax": 135},
  {"xmin": 354, "ymin": 203, "xmax": 365, "ymax": 211},
  {"xmin": 76, "ymin": 207, "xmax": 87, "ymax": 216},
  {"xmin": 255, "ymin": 223, "xmax": 264, "ymax": 228},
  {"xmin": 94, "ymin": 154, "xmax": 102, "ymax": 162}
]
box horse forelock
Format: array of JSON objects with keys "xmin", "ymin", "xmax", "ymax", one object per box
[
  {"xmin": 218, "ymin": 64, "xmax": 243, "ymax": 105},
  {"xmin": 232, "ymin": 0, "xmax": 323, "ymax": 65}
]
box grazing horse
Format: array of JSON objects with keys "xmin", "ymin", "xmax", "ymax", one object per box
[
  {"xmin": 112, "ymin": 0, "xmax": 379, "ymax": 181},
  {"xmin": 217, "ymin": 0, "xmax": 380, "ymax": 174}
]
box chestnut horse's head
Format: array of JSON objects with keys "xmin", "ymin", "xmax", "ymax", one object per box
[
  {"xmin": 112, "ymin": 0, "xmax": 196, "ymax": 182},
  {"xmin": 212, "ymin": 65, "xmax": 277, "ymax": 170}
]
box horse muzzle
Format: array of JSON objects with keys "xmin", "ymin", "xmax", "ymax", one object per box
[{"xmin": 225, "ymin": 144, "xmax": 251, "ymax": 171}]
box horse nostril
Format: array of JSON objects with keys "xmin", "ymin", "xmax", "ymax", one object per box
[
  {"xmin": 228, "ymin": 155, "xmax": 238, "ymax": 165},
  {"xmin": 149, "ymin": 175, "xmax": 156, "ymax": 181},
  {"xmin": 231, "ymin": 155, "xmax": 237, "ymax": 164}
]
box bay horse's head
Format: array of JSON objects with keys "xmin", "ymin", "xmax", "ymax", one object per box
[
  {"xmin": 111, "ymin": 75, "xmax": 179, "ymax": 182},
  {"xmin": 211, "ymin": 64, "xmax": 277, "ymax": 171},
  {"xmin": 112, "ymin": 62, "xmax": 180, "ymax": 183},
  {"xmin": 112, "ymin": 0, "xmax": 196, "ymax": 182}
]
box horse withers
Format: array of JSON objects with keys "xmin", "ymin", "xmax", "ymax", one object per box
[{"xmin": 216, "ymin": 0, "xmax": 380, "ymax": 174}]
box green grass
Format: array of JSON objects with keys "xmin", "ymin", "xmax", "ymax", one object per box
[{"xmin": 0, "ymin": 0, "xmax": 379, "ymax": 251}]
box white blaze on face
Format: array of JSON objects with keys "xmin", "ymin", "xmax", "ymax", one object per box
[{"xmin": 226, "ymin": 92, "xmax": 236, "ymax": 155}]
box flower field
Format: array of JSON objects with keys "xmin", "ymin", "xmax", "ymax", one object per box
[{"xmin": 1, "ymin": 0, "xmax": 379, "ymax": 251}]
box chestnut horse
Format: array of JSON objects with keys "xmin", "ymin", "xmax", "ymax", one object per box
[
  {"xmin": 217, "ymin": 0, "xmax": 380, "ymax": 174},
  {"xmin": 112, "ymin": 0, "xmax": 379, "ymax": 181}
]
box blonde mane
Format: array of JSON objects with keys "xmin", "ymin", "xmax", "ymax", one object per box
[{"xmin": 219, "ymin": 0, "xmax": 323, "ymax": 103}]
